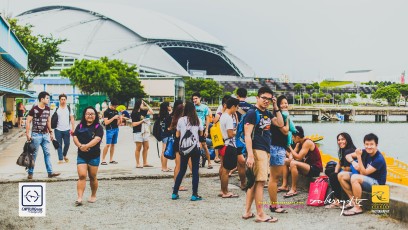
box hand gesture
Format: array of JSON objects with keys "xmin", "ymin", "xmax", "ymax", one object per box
[{"xmin": 246, "ymin": 155, "xmax": 254, "ymax": 168}]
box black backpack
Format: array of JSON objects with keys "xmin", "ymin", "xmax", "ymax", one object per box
[
  {"xmin": 152, "ymin": 119, "xmax": 162, "ymax": 141},
  {"xmin": 179, "ymin": 122, "xmax": 198, "ymax": 156},
  {"xmin": 51, "ymin": 105, "xmax": 71, "ymax": 129},
  {"xmin": 16, "ymin": 141, "xmax": 36, "ymax": 168}
]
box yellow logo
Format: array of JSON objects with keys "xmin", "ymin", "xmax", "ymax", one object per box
[{"xmin": 371, "ymin": 185, "xmax": 389, "ymax": 203}]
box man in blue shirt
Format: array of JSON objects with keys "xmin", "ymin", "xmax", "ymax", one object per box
[
  {"xmin": 338, "ymin": 133, "xmax": 387, "ymax": 216},
  {"xmin": 192, "ymin": 92, "xmax": 213, "ymax": 169},
  {"xmin": 242, "ymin": 87, "xmax": 284, "ymax": 223}
]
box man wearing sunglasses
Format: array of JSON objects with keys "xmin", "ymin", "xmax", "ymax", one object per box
[{"xmin": 242, "ymin": 86, "xmax": 284, "ymax": 223}]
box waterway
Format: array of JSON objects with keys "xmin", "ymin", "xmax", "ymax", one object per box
[{"xmin": 292, "ymin": 115, "xmax": 408, "ymax": 163}]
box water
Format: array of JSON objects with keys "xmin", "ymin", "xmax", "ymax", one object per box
[{"xmin": 291, "ymin": 115, "xmax": 408, "ymax": 163}]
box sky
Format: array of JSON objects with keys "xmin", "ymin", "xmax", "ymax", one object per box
[{"xmin": 1, "ymin": 0, "xmax": 408, "ymax": 82}]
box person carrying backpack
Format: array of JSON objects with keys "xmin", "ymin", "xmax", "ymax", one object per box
[
  {"xmin": 172, "ymin": 102, "xmax": 203, "ymax": 201},
  {"xmin": 159, "ymin": 102, "xmax": 173, "ymax": 172},
  {"xmin": 241, "ymin": 87, "xmax": 284, "ymax": 223},
  {"xmin": 52, "ymin": 94, "xmax": 75, "ymax": 164}
]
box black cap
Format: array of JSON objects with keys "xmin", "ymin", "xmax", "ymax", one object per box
[{"xmin": 293, "ymin": 126, "xmax": 304, "ymax": 138}]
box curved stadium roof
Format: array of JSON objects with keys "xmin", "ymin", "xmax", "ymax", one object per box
[{"xmin": 16, "ymin": 1, "xmax": 255, "ymax": 78}]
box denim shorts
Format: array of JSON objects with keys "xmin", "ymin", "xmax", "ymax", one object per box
[
  {"xmin": 270, "ymin": 145, "xmax": 286, "ymax": 166},
  {"xmin": 133, "ymin": 132, "xmax": 149, "ymax": 142},
  {"xmin": 106, "ymin": 128, "xmax": 119, "ymax": 144},
  {"xmin": 350, "ymin": 173, "xmax": 379, "ymax": 192},
  {"xmin": 77, "ymin": 156, "xmax": 100, "ymax": 166}
]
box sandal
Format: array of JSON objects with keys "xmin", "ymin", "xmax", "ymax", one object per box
[
  {"xmin": 242, "ymin": 213, "xmax": 255, "ymax": 220},
  {"xmin": 283, "ymin": 191, "xmax": 298, "ymax": 198},
  {"xmin": 143, "ymin": 164, "xmax": 154, "ymax": 167},
  {"xmin": 109, "ymin": 161, "xmax": 118, "ymax": 164},
  {"xmin": 101, "ymin": 162, "xmax": 107, "ymax": 165},
  {"xmin": 75, "ymin": 201, "xmax": 83, "ymax": 206},
  {"xmin": 255, "ymin": 216, "xmax": 278, "ymax": 223},
  {"xmin": 325, "ymin": 203, "xmax": 340, "ymax": 209},
  {"xmin": 207, "ymin": 165, "xmax": 213, "ymax": 169},
  {"xmin": 277, "ymin": 187, "xmax": 289, "ymax": 193},
  {"xmin": 270, "ymin": 206, "xmax": 288, "ymax": 213},
  {"xmin": 162, "ymin": 168, "xmax": 173, "ymax": 172},
  {"xmin": 214, "ymin": 159, "xmax": 221, "ymax": 163},
  {"xmin": 221, "ymin": 193, "xmax": 239, "ymax": 198}
]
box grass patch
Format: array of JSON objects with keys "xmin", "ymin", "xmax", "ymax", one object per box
[{"xmin": 320, "ymin": 81, "xmax": 353, "ymax": 88}]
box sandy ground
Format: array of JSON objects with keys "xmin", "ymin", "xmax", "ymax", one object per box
[{"xmin": 1, "ymin": 176, "xmax": 407, "ymax": 230}]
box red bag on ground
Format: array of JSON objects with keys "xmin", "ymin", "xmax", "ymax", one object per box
[{"xmin": 306, "ymin": 176, "xmax": 329, "ymax": 207}]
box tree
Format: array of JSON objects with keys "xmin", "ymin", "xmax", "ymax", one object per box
[
  {"xmin": 312, "ymin": 82, "xmax": 320, "ymax": 91},
  {"xmin": 318, "ymin": 92, "xmax": 325, "ymax": 103},
  {"xmin": 294, "ymin": 95, "xmax": 301, "ymax": 105},
  {"xmin": 7, "ymin": 18, "xmax": 65, "ymax": 89},
  {"xmin": 306, "ymin": 84, "xmax": 314, "ymax": 92},
  {"xmin": 350, "ymin": 93, "xmax": 357, "ymax": 99},
  {"xmin": 294, "ymin": 83, "xmax": 303, "ymax": 92},
  {"xmin": 312, "ymin": 92, "xmax": 318, "ymax": 104},
  {"xmin": 61, "ymin": 57, "xmax": 146, "ymax": 104},
  {"xmin": 185, "ymin": 78, "xmax": 224, "ymax": 103},
  {"xmin": 359, "ymin": 92, "xmax": 367, "ymax": 99},
  {"xmin": 334, "ymin": 94, "xmax": 342, "ymax": 104},
  {"xmin": 325, "ymin": 93, "xmax": 332, "ymax": 103},
  {"xmin": 372, "ymin": 86, "xmax": 400, "ymax": 105},
  {"xmin": 390, "ymin": 84, "xmax": 408, "ymax": 105},
  {"xmin": 303, "ymin": 93, "xmax": 311, "ymax": 104}
]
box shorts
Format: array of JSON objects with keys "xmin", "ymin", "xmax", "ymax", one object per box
[
  {"xmin": 236, "ymin": 147, "xmax": 244, "ymax": 156},
  {"xmin": 77, "ymin": 156, "xmax": 100, "ymax": 166},
  {"xmin": 18, "ymin": 111, "xmax": 24, "ymax": 117},
  {"xmin": 162, "ymin": 136, "xmax": 170, "ymax": 144},
  {"xmin": 270, "ymin": 145, "xmax": 286, "ymax": 166},
  {"xmin": 106, "ymin": 128, "xmax": 119, "ymax": 144},
  {"xmin": 133, "ymin": 132, "xmax": 149, "ymax": 142},
  {"xmin": 306, "ymin": 165, "xmax": 321, "ymax": 177},
  {"xmin": 253, "ymin": 149, "xmax": 269, "ymax": 182},
  {"xmin": 350, "ymin": 173, "xmax": 379, "ymax": 192},
  {"xmin": 222, "ymin": 146, "xmax": 237, "ymax": 170}
]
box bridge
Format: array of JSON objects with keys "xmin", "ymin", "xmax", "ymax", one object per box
[{"xmin": 288, "ymin": 106, "xmax": 408, "ymax": 122}]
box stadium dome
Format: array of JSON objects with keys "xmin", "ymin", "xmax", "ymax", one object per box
[{"xmin": 16, "ymin": 1, "xmax": 255, "ymax": 78}]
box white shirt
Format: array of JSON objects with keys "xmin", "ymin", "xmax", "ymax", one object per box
[
  {"xmin": 220, "ymin": 112, "xmax": 236, "ymax": 146},
  {"xmin": 55, "ymin": 106, "xmax": 72, "ymax": 131},
  {"xmin": 177, "ymin": 116, "xmax": 203, "ymax": 149}
]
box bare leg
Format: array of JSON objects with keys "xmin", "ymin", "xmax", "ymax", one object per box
[
  {"xmin": 237, "ymin": 155, "xmax": 246, "ymax": 189},
  {"xmin": 201, "ymin": 142, "xmax": 212, "ymax": 167},
  {"xmin": 220, "ymin": 166, "xmax": 230, "ymax": 195},
  {"xmin": 87, "ymin": 165, "xmax": 99, "ymax": 203},
  {"xmin": 109, "ymin": 144, "xmax": 115, "ymax": 162},
  {"xmin": 142, "ymin": 141, "xmax": 150, "ymax": 166},
  {"xmin": 244, "ymin": 183, "xmax": 255, "ymax": 217},
  {"xmin": 76, "ymin": 164, "xmax": 88, "ymax": 203},
  {"xmin": 102, "ymin": 144, "xmax": 111, "ymax": 162},
  {"xmin": 289, "ymin": 161, "xmax": 311, "ymax": 194},
  {"xmin": 269, "ymin": 166, "xmax": 284, "ymax": 209},
  {"xmin": 338, "ymin": 172, "xmax": 353, "ymax": 199},
  {"xmin": 161, "ymin": 142, "xmax": 169, "ymax": 171},
  {"xmin": 279, "ymin": 158, "xmax": 290, "ymax": 190},
  {"xmin": 135, "ymin": 142, "xmax": 142, "ymax": 167}
]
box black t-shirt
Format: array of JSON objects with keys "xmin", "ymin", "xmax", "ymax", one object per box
[
  {"xmin": 161, "ymin": 114, "xmax": 172, "ymax": 138},
  {"xmin": 244, "ymin": 108, "xmax": 275, "ymax": 152},
  {"xmin": 237, "ymin": 101, "xmax": 254, "ymax": 121},
  {"xmin": 103, "ymin": 108, "xmax": 119, "ymax": 129},
  {"xmin": 339, "ymin": 147, "xmax": 356, "ymax": 167},
  {"xmin": 131, "ymin": 110, "xmax": 148, "ymax": 133},
  {"xmin": 270, "ymin": 119, "xmax": 287, "ymax": 147},
  {"xmin": 74, "ymin": 123, "xmax": 104, "ymax": 160}
]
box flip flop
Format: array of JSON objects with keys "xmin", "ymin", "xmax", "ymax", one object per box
[
  {"xmin": 207, "ymin": 165, "xmax": 213, "ymax": 169},
  {"xmin": 343, "ymin": 210, "xmax": 363, "ymax": 216},
  {"xmin": 277, "ymin": 187, "xmax": 289, "ymax": 193},
  {"xmin": 325, "ymin": 203, "xmax": 340, "ymax": 209},
  {"xmin": 162, "ymin": 168, "xmax": 173, "ymax": 172},
  {"xmin": 75, "ymin": 201, "xmax": 83, "ymax": 206},
  {"xmin": 255, "ymin": 217, "xmax": 278, "ymax": 223},
  {"xmin": 136, "ymin": 166, "xmax": 143, "ymax": 168},
  {"xmin": 222, "ymin": 193, "xmax": 239, "ymax": 198},
  {"xmin": 283, "ymin": 191, "xmax": 298, "ymax": 198},
  {"xmin": 179, "ymin": 186, "xmax": 188, "ymax": 191},
  {"xmin": 101, "ymin": 162, "xmax": 107, "ymax": 165},
  {"xmin": 270, "ymin": 206, "xmax": 288, "ymax": 213},
  {"xmin": 109, "ymin": 161, "xmax": 118, "ymax": 164},
  {"xmin": 143, "ymin": 164, "xmax": 154, "ymax": 167},
  {"xmin": 242, "ymin": 213, "xmax": 255, "ymax": 220},
  {"xmin": 214, "ymin": 159, "xmax": 221, "ymax": 163}
]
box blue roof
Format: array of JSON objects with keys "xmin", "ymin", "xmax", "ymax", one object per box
[
  {"xmin": 0, "ymin": 86, "xmax": 35, "ymax": 98},
  {"xmin": 33, "ymin": 78, "xmax": 72, "ymax": 85}
]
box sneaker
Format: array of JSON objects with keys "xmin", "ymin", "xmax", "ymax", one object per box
[
  {"xmin": 58, "ymin": 160, "xmax": 64, "ymax": 164},
  {"xmin": 171, "ymin": 194, "xmax": 179, "ymax": 200},
  {"xmin": 48, "ymin": 173, "xmax": 61, "ymax": 178},
  {"xmin": 27, "ymin": 174, "xmax": 33, "ymax": 180},
  {"xmin": 191, "ymin": 195, "xmax": 202, "ymax": 201}
]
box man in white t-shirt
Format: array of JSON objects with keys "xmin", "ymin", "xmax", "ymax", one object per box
[
  {"xmin": 54, "ymin": 94, "xmax": 75, "ymax": 164},
  {"xmin": 219, "ymin": 97, "xmax": 240, "ymax": 198}
]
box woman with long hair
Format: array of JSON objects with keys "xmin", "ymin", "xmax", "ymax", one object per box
[
  {"xmin": 325, "ymin": 132, "xmax": 357, "ymax": 208},
  {"xmin": 159, "ymin": 101, "xmax": 173, "ymax": 172},
  {"xmin": 131, "ymin": 99, "xmax": 153, "ymax": 168},
  {"xmin": 72, "ymin": 106, "xmax": 104, "ymax": 206},
  {"xmin": 172, "ymin": 102, "xmax": 203, "ymax": 201}
]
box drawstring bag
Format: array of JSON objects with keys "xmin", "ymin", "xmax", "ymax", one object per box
[
  {"xmin": 210, "ymin": 121, "xmax": 224, "ymax": 149},
  {"xmin": 307, "ymin": 176, "xmax": 329, "ymax": 206},
  {"xmin": 164, "ymin": 136, "xmax": 176, "ymax": 160}
]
